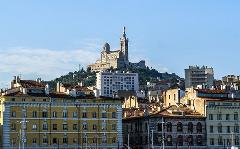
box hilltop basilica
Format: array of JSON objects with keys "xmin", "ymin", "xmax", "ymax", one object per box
[{"xmin": 88, "ymin": 27, "xmax": 145, "ymax": 72}]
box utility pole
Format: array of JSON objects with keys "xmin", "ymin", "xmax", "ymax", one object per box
[
  {"xmin": 17, "ymin": 110, "xmax": 29, "ymax": 149},
  {"xmin": 162, "ymin": 117, "xmax": 165, "ymax": 149}
]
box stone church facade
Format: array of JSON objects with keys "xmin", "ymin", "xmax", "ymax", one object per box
[{"xmin": 88, "ymin": 27, "xmax": 145, "ymax": 72}]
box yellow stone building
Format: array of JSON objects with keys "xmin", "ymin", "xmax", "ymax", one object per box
[{"xmin": 0, "ymin": 77, "xmax": 123, "ymax": 149}]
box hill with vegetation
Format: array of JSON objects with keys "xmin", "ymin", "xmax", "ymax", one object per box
[{"xmin": 46, "ymin": 66, "xmax": 183, "ymax": 91}]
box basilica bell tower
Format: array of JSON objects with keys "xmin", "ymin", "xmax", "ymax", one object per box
[{"xmin": 120, "ymin": 26, "xmax": 129, "ymax": 62}]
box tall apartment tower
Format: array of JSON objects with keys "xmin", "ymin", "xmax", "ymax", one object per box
[{"xmin": 185, "ymin": 65, "xmax": 214, "ymax": 89}]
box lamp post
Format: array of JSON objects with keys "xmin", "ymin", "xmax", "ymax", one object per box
[
  {"xmin": 17, "ymin": 110, "xmax": 29, "ymax": 149},
  {"xmin": 159, "ymin": 117, "xmax": 165, "ymax": 149}
]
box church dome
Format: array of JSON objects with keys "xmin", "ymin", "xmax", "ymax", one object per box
[{"xmin": 103, "ymin": 42, "xmax": 110, "ymax": 52}]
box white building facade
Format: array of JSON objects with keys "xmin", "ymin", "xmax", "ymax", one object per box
[{"xmin": 96, "ymin": 72, "xmax": 139, "ymax": 97}]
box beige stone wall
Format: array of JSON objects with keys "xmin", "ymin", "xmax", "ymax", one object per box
[{"xmin": 163, "ymin": 88, "xmax": 179, "ymax": 108}]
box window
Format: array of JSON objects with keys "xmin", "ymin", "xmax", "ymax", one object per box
[
  {"xmin": 196, "ymin": 135, "xmax": 202, "ymax": 145},
  {"xmin": 11, "ymin": 123, "xmax": 16, "ymax": 130},
  {"xmin": 188, "ymin": 135, "xmax": 193, "ymax": 146},
  {"xmin": 32, "ymin": 138, "xmax": 37, "ymax": 144},
  {"xmin": 218, "ymin": 136, "xmax": 223, "ymax": 145},
  {"xmin": 83, "ymin": 123, "xmax": 88, "ymax": 130},
  {"xmin": 83, "ymin": 137, "xmax": 87, "ymax": 143},
  {"xmin": 11, "ymin": 98, "xmax": 15, "ymax": 101},
  {"xmin": 52, "ymin": 124, "xmax": 57, "ymax": 130},
  {"xmin": 11, "ymin": 111, "xmax": 16, "ymax": 117},
  {"xmin": 210, "ymin": 138, "xmax": 214, "ymax": 145},
  {"xmin": 62, "ymin": 111, "xmax": 68, "ymax": 118},
  {"xmin": 217, "ymin": 113, "xmax": 222, "ymax": 120},
  {"xmin": 82, "ymin": 112, "xmax": 87, "ymax": 118},
  {"xmin": 157, "ymin": 123, "xmax": 162, "ymax": 132},
  {"xmin": 196, "ymin": 122, "xmax": 202, "ymax": 133},
  {"xmin": 102, "ymin": 122, "xmax": 106, "ymax": 130},
  {"xmin": 167, "ymin": 122, "xmax": 172, "ymax": 132},
  {"xmin": 52, "ymin": 111, "xmax": 57, "ymax": 118},
  {"xmin": 234, "ymin": 112, "xmax": 238, "ymax": 120},
  {"xmin": 52, "ymin": 138, "xmax": 57, "ymax": 144},
  {"xmin": 32, "ymin": 111, "xmax": 37, "ymax": 118},
  {"xmin": 73, "ymin": 138, "xmax": 77, "ymax": 143},
  {"xmin": 112, "ymin": 137, "xmax": 116, "ymax": 143},
  {"xmin": 43, "ymin": 123, "xmax": 48, "ymax": 130},
  {"xmin": 92, "ymin": 112, "xmax": 97, "ymax": 118},
  {"xmin": 209, "ymin": 114, "xmax": 213, "ymax": 120},
  {"xmin": 32, "ymin": 98, "xmax": 35, "ymax": 101},
  {"xmin": 227, "ymin": 126, "xmax": 231, "ymax": 133},
  {"xmin": 166, "ymin": 135, "xmax": 172, "ymax": 146},
  {"xmin": 218, "ymin": 123, "xmax": 222, "ymax": 133},
  {"xmin": 177, "ymin": 135, "xmax": 183, "ymax": 146},
  {"xmin": 235, "ymin": 136, "xmax": 239, "ymax": 145},
  {"xmin": 93, "ymin": 124, "xmax": 97, "ymax": 130},
  {"xmin": 188, "ymin": 122, "xmax": 193, "ymax": 133},
  {"xmin": 72, "ymin": 112, "xmax": 77, "ymax": 118},
  {"xmin": 102, "ymin": 112, "xmax": 107, "ymax": 118},
  {"xmin": 112, "ymin": 124, "xmax": 116, "ymax": 130},
  {"xmin": 226, "ymin": 114, "xmax": 230, "ymax": 120},
  {"xmin": 43, "ymin": 137, "xmax": 48, "ymax": 144},
  {"xmin": 210, "ymin": 125, "xmax": 213, "ymax": 133},
  {"xmin": 63, "ymin": 124, "xmax": 68, "ymax": 130},
  {"xmin": 73, "ymin": 124, "xmax": 78, "ymax": 130},
  {"xmin": 102, "ymin": 135, "xmax": 107, "ymax": 143},
  {"xmin": 177, "ymin": 122, "xmax": 183, "ymax": 132},
  {"xmin": 112, "ymin": 112, "xmax": 116, "ymax": 118},
  {"xmin": 234, "ymin": 124, "xmax": 239, "ymax": 133},
  {"xmin": 22, "ymin": 98, "xmax": 25, "ymax": 101},
  {"xmin": 63, "ymin": 137, "xmax": 68, "ymax": 144},
  {"xmin": 32, "ymin": 124, "xmax": 37, "ymax": 130},
  {"xmin": 42, "ymin": 111, "xmax": 48, "ymax": 118}
]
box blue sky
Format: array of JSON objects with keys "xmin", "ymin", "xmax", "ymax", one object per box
[{"xmin": 0, "ymin": 0, "xmax": 240, "ymax": 88}]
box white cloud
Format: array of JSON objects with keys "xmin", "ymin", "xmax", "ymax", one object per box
[{"xmin": 0, "ymin": 47, "xmax": 99, "ymax": 82}]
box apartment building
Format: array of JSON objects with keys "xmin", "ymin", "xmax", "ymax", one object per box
[
  {"xmin": 96, "ymin": 71, "xmax": 139, "ymax": 98},
  {"xmin": 123, "ymin": 105, "xmax": 206, "ymax": 149},
  {"xmin": 206, "ymin": 98, "xmax": 240, "ymax": 148},
  {"xmin": 0, "ymin": 76, "xmax": 123, "ymax": 149},
  {"xmin": 185, "ymin": 65, "xmax": 214, "ymax": 89}
]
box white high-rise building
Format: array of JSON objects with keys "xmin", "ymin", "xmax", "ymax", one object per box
[
  {"xmin": 96, "ymin": 72, "xmax": 139, "ymax": 97},
  {"xmin": 185, "ymin": 65, "xmax": 214, "ymax": 89}
]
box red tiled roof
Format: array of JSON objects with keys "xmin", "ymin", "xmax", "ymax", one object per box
[{"xmin": 19, "ymin": 80, "xmax": 45, "ymax": 88}]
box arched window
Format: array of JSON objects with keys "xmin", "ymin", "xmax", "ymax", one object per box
[
  {"xmin": 188, "ymin": 122, "xmax": 193, "ymax": 133},
  {"xmin": 177, "ymin": 122, "xmax": 183, "ymax": 132},
  {"xmin": 177, "ymin": 135, "xmax": 183, "ymax": 146},
  {"xmin": 196, "ymin": 122, "xmax": 202, "ymax": 133},
  {"xmin": 166, "ymin": 135, "xmax": 172, "ymax": 146},
  {"xmin": 196, "ymin": 135, "xmax": 202, "ymax": 145},
  {"xmin": 167, "ymin": 122, "xmax": 172, "ymax": 132},
  {"xmin": 188, "ymin": 135, "xmax": 194, "ymax": 146}
]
